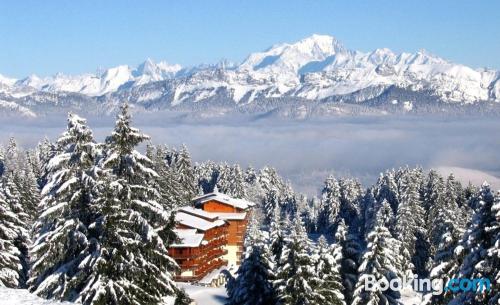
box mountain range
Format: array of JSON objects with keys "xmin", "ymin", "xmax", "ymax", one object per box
[{"xmin": 1, "ymin": 34, "xmax": 499, "ymax": 119}]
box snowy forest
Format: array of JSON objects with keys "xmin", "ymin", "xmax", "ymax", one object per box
[{"xmin": 0, "ymin": 104, "xmax": 498, "ymax": 305}]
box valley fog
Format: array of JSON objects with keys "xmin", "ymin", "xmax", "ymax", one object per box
[{"xmin": 1, "ymin": 114, "xmax": 499, "ymax": 195}]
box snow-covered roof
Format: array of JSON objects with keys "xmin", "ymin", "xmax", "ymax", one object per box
[
  {"xmin": 179, "ymin": 206, "xmax": 247, "ymax": 221},
  {"xmin": 171, "ymin": 229, "xmax": 204, "ymax": 248},
  {"xmin": 192, "ymin": 191, "xmax": 255, "ymax": 211},
  {"xmin": 175, "ymin": 211, "xmax": 226, "ymax": 232},
  {"xmin": 208, "ymin": 212, "xmax": 247, "ymax": 221},
  {"xmin": 179, "ymin": 206, "xmax": 219, "ymax": 221}
]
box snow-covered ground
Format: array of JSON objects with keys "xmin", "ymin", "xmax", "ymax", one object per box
[
  {"xmin": 0, "ymin": 287, "xmax": 72, "ymax": 305},
  {"xmin": 178, "ymin": 283, "xmax": 228, "ymax": 305},
  {"xmin": 0, "ymin": 284, "xmax": 427, "ymax": 305},
  {"xmin": 0, "ymin": 288, "xmax": 176, "ymax": 305},
  {"xmin": 400, "ymin": 287, "xmax": 424, "ymax": 305}
]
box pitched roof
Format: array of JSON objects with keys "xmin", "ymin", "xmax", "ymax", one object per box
[
  {"xmin": 179, "ymin": 206, "xmax": 219, "ymax": 221},
  {"xmin": 175, "ymin": 211, "xmax": 226, "ymax": 232},
  {"xmin": 171, "ymin": 229, "xmax": 204, "ymax": 248},
  {"xmin": 192, "ymin": 191, "xmax": 255, "ymax": 210}
]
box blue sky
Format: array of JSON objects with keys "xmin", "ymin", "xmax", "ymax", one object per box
[{"xmin": 1, "ymin": 0, "xmax": 499, "ymax": 78}]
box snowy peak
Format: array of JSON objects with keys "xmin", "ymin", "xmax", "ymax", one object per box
[
  {"xmin": 0, "ymin": 74, "xmax": 17, "ymax": 86},
  {"xmin": 0, "ymin": 60, "xmax": 184, "ymax": 97},
  {"xmin": 240, "ymin": 34, "xmax": 346, "ymax": 74},
  {"xmin": 0, "ymin": 34, "xmax": 498, "ymax": 106},
  {"xmin": 133, "ymin": 58, "xmax": 182, "ymax": 80}
]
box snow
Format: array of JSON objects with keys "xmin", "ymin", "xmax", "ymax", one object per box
[
  {"xmin": 178, "ymin": 283, "xmax": 227, "ymax": 305},
  {"xmin": 193, "ymin": 191, "xmax": 255, "ymax": 210},
  {"xmin": 0, "ymin": 287, "xmax": 177, "ymax": 305},
  {"xmin": 179, "ymin": 206, "xmax": 219, "ymax": 220},
  {"xmin": 0, "ymin": 100, "xmax": 37, "ymax": 118},
  {"xmin": 400, "ymin": 287, "xmax": 424, "ymax": 305},
  {"xmin": 0, "ymin": 59, "xmax": 183, "ymax": 97},
  {"xmin": 0, "ymin": 287, "xmax": 72, "ymax": 305},
  {"xmin": 1, "ymin": 34, "xmax": 498, "ymax": 105},
  {"xmin": 175, "ymin": 211, "xmax": 226, "ymax": 232},
  {"xmin": 171, "ymin": 228, "xmax": 204, "ymax": 248}
]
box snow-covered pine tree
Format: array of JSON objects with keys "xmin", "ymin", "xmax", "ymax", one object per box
[
  {"xmin": 444, "ymin": 173, "xmax": 471, "ymax": 230},
  {"xmin": 360, "ymin": 188, "xmax": 377, "ymax": 238},
  {"xmin": 422, "ymin": 221, "xmax": 464, "ymax": 305},
  {"xmin": 449, "ymin": 183, "xmax": 499, "ymax": 305},
  {"xmin": 243, "ymin": 165, "xmax": 265, "ymax": 205},
  {"xmin": 174, "ymin": 144, "xmax": 197, "ymax": 203},
  {"xmin": 79, "ymin": 104, "xmax": 185, "ymax": 304},
  {"xmin": 423, "ymin": 169, "xmax": 444, "ymax": 210},
  {"xmin": 338, "ymin": 178, "xmax": 363, "ymax": 227},
  {"xmin": 0, "ymin": 184, "xmax": 23, "ymax": 288},
  {"xmin": 335, "ymin": 218, "xmax": 362, "ymax": 304},
  {"xmin": 314, "ymin": 235, "xmax": 346, "ymax": 305},
  {"xmin": 269, "ymin": 204, "xmax": 285, "ymax": 261},
  {"xmin": 244, "ymin": 166, "xmax": 257, "ymax": 185},
  {"xmin": 28, "ymin": 113, "xmax": 100, "ymax": 299},
  {"xmin": 485, "ymin": 191, "xmax": 499, "ymax": 304},
  {"xmin": 374, "ymin": 170, "xmax": 399, "ymax": 214},
  {"xmin": 18, "ymin": 156, "xmax": 41, "ymax": 220},
  {"xmin": 0, "ymin": 146, "xmax": 5, "ymax": 177},
  {"xmin": 227, "ymin": 221, "xmax": 276, "ymax": 305},
  {"xmin": 263, "ymin": 189, "xmax": 280, "ymax": 222},
  {"xmin": 352, "ymin": 202, "xmax": 401, "ymax": 305},
  {"xmin": 151, "ymin": 145, "xmax": 183, "ymax": 209},
  {"xmin": 4, "ymin": 137, "xmax": 20, "ymax": 175},
  {"xmin": 317, "ymin": 175, "xmax": 341, "ymax": 233},
  {"xmin": 229, "ymin": 164, "xmax": 247, "ymax": 199},
  {"xmin": 301, "ymin": 196, "xmax": 319, "ymax": 233},
  {"xmin": 76, "ymin": 104, "xmax": 185, "ymax": 305},
  {"xmin": 394, "ymin": 169, "xmax": 425, "ymax": 276},
  {"xmin": 1, "ymin": 171, "xmax": 31, "ymax": 287},
  {"xmin": 34, "ymin": 137, "xmax": 59, "ymax": 188},
  {"xmin": 274, "ymin": 218, "xmax": 323, "ymax": 305}
]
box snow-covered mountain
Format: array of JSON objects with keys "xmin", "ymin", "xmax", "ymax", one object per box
[
  {"xmin": 1, "ymin": 34, "xmax": 499, "ymax": 118},
  {"xmin": 2, "ymin": 59, "xmax": 182, "ymax": 97}
]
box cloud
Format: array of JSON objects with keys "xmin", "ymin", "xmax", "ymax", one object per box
[{"xmin": 1, "ymin": 114, "xmax": 499, "ymax": 195}]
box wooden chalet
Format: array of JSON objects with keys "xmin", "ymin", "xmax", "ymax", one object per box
[
  {"xmin": 169, "ymin": 208, "xmax": 229, "ymax": 282},
  {"xmin": 192, "ymin": 188, "xmax": 254, "ymax": 266}
]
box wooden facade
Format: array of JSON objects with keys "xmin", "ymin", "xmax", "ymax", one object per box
[
  {"xmin": 169, "ymin": 212, "xmax": 229, "ymax": 282},
  {"xmin": 194, "ymin": 194, "xmax": 253, "ymax": 266},
  {"xmin": 169, "ymin": 191, "xmax": 254, "ymax": 282}
]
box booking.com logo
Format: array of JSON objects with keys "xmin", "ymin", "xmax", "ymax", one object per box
[{"xmin": 364, "ymin": 275, "xmax": 492, "ymax": 295}]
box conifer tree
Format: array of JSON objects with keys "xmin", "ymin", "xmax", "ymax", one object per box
[
  {"xmin": 450, "ymin": 183, "xmax": 499, "ymax": 304},
  {"xmin": 174, "ymin": 144, "xmax": 197, "ymax": 203},
  {"xmin": 338, "ymin": 178, "xmax": 362, "ymax": 226},
  {"xmin": 317, "ymin": 175, "xmax": 341, "ymax": 233},
  {"xmin": 77, "ymin": 104, "xmax": 185, "ymax": 305},
  {"xmin": 28, "ymin": 113, "xmax": 100, "ymax": 299},
  {"xmin": 395, "ymin": 169, "xmax": 425, "ymax": 275},
  {"xmin": 0, "ymin": 186, "xmax": 23, "ymax": 288},
  {"xmin": 151, "ymin": 145, "xmax": 183, "ymax": 209},
  {"xmin": 227, "ymin": 224, "xmax": 276, "ymax": 305},
  {"xmin": 269, "ymin": 204, "xmax": 285, "ymax": 261},
  {"xmin": 423, "ymin": 221, "xmax": 463, "ymax": 305},
  {"xmin": 352, "ymin": 202, "xmax": 401, "ymax": 305},
  {"xmin": 335, "ymin": 218, "xmax": 362, "ymax": 304},
  {"xmin": 0, "ymin": 147, "xmax": 5, "ymax": 177},
  {"xmin": 274, "ymin": 219, "xmax": 323, "ymax": 305},
  {"xmin": 314, "ymin": 235, "xmax": 346, "ymax": 305},
  {"xmin": 360, "ymin": 188, "xmax": 378, "ymax": 238},
  {"xmin": 374, "ymin": 170, "xmax": 399, "ymax": 214}
]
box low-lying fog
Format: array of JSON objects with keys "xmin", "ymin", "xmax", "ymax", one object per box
[{"xmin": 1, "ymin": 114, "xmax": 499, "ymax": 195}]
